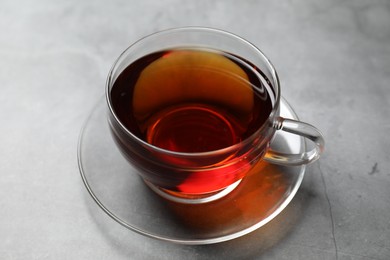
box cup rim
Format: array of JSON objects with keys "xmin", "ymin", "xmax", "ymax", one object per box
[{"xmin": 105, "ymin": 26, "xmax": 281, "ymax": 157}]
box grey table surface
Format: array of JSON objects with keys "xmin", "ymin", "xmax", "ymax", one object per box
[{"xmin": 1, "ymin": 0, "xmax": 389, "ymax": 259}]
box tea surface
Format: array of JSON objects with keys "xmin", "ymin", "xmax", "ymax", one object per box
[{"xmin": 110, "ymin": 48, "xmax": 273, "ymax": 153}]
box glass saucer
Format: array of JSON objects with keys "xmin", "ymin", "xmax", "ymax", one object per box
[{"xmin": 78, "ymin": 97, "xmax": 306, "ymax": 245}]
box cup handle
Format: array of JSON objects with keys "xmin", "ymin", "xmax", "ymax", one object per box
[{"xmin": 264, "ymin": 117, "xmax": 325, "ymax": 166}]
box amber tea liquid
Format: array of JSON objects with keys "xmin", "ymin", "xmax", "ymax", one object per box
[{"xmin": 109, "ymin": 48, "xmax": 274, "ymax": 194}]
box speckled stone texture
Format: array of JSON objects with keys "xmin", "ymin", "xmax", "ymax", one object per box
[{"xmin": 0, "ymin": 0, "xmax": 389, "ymax": 259}]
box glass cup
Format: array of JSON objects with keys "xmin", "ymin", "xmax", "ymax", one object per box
[{"xmin": 106, "ymin": 27, "xmax": 324, "ymax": 204}]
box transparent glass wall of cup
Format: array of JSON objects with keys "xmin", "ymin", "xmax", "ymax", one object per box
[{"xmin": 106, "ymin": 27, "xmax": 325, "ymax": 204}]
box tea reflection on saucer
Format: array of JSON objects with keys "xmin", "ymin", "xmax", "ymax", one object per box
[{"xmin": 165, "ymin": 161, "xmax": 290, "ymax": 235}]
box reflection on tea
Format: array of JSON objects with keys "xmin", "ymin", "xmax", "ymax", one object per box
[{"xmin": 109, "ymin": 48, "xmax": 274, "ymax": 194}]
